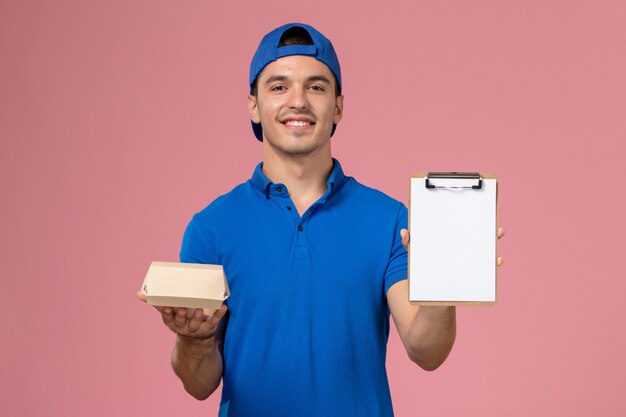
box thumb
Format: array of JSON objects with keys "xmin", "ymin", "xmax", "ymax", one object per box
[{"xmin": 136, "ymin": 290, "xmax": 148, "ymax": 303}]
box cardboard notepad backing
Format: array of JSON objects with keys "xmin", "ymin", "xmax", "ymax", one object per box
[
  {"xmin": 142, "ymin": 262, "xmax": 230, "ymax": 311},
  {"xmin": 409, "ymin": 172, "xmax": 498, "ymax": 305}
]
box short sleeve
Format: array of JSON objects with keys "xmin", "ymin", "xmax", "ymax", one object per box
[
  {"xmin": 383, "ymin": 203, "xmax": 408, "ymax": 294},
  {"xmin": 179, "ymin": 214, "xmax": 219, "ymax": 264}
]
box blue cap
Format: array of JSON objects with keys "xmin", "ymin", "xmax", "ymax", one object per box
[{"xmin": 249, "ymin": 23, "xmax": 342, "ymax": 141}]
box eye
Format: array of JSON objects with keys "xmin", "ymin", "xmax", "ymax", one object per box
[
  {"xmin": 309, "ymin": 85, "xmax": 325, "ymax": 92},
  {"xmin": 270, "ymin": 85, "xmax": 286, "ymax": 91}
]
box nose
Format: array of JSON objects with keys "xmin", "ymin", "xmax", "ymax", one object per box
[{"xmin": 286, "ymin": 86, "xmax": 308, "ymax": 110}]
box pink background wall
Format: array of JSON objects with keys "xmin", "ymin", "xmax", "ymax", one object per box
[{"xmin": 1, "ymin": 0, "xmax": 625, "ymax": 415}]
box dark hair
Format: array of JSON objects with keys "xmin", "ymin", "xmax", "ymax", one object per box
[
  {"xmin": 251, "ymin": 27, "xmax": 341, "ymax": 97},
  {"xmin": 279, "ymin": 26, "xmax": 314, "ymax": 47}
]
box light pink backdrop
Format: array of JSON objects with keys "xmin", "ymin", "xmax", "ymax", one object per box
[{"xmin": 1, "ymin": 1, "xmax": 625, "ymax": 416}]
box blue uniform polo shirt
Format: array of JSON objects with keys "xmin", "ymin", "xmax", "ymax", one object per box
[{"xmin": 180, "ymin": 158, "xmax": 408, "ymax": 417}]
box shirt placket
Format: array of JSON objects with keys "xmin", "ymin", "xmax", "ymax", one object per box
[{"xmin": 270, "ymin": 182, "xmax": 333, "ymax": 261}]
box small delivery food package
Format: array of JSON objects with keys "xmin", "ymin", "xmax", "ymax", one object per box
[{"xmin": 141, "ymin": 262, "xmax": 229, "ymax": 314}]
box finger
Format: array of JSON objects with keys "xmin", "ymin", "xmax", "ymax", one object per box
[
  {"xmin": 400, "ymin": 229, "xmax": 410, "ymax": 250},
  {"xmin": 196, "ymin": 305, "xmax": 228, "ymax": 335},
  {"xmin": 207, "ymin": 304, "xmax": 228, "ymax": 327},
  {"xmin": 174, "ymin": 308, "xmax": 188, "ymax": 327},
  {"xmin": 187, "ymin": 308, "xmax": 205, "ymax": 333},
  {"xmin": 161, "ymin": 307, "xmax": 175, "ymax": 325},
  {"xmin": 136, "ymin": 291, "xmax": 147, "ymax": 303},
  {"xmin": 497, "ymin": 256, "xmax": 503, "ymax": 266},
  {"xmin": 497, "ymin": 227, "xmax": 505, "ymax": 239}
]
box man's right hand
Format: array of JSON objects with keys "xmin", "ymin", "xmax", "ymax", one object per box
[
  {"xmin": 136, "ymin": 291, "xmax": 228, "ymax": 341},
  {"xmin": 137, "ymin": 290, "xmax": 228, "ymax": 400}
]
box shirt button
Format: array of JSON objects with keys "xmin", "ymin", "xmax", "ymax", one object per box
[
  {"xmin": 277, "ymin": 186, "xmax": 283, "ymax": 192},
  {"xmin": 298, "ymin": 225, "xmax": 303, "ymax": 232},
  {"xmin": 286, "ymin": 206, "xmax": 292, "ymax": 211}
]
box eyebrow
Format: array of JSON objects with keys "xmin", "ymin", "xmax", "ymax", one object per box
[
  {"xmin": 306, "ymin": 75, "xmax": 331, "ymax": 84},
  {"xmin": 263, "ymin": 74, "xmax": 332, "ymax": 85}
]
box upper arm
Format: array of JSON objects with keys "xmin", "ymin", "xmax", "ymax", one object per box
[
  {"xmin": 387, "ymin": 279, "xmax": 420, "ymax": 348},
  {"xmin": 383, "ymin": 202, "xmax": 416, "ymax": 346},
  {"xmin": 180, "ymin": 215, "xmax": 219, "ymax": 265}
]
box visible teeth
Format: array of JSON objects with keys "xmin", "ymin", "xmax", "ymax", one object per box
[{"xmin": 285, "ymin": 120, "xmax": 311, "ymax": 127}]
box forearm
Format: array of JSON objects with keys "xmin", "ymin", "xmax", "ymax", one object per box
[
  {"xmin": 406, "ymin": 306, "xmax": 456, "ymax": 371},
  {"xmin": 171, "ymin": 335, "xmax": 223, "ymax": 400}
]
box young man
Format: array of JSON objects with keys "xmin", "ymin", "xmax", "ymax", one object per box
[{"xmin": 138, "ymin": 23, "xmax": 503, "ymax": 416}]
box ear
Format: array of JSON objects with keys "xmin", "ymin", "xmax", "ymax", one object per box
[
  {"xmin": 248, "ymin": 94, "xmax": 261, "ymax": 123},
  {"xmin": 334, "ymin": 95, "xmax": 344, "ymax": 124}
]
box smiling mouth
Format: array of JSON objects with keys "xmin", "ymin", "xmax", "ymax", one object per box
[{"xmin": 283, "ymin": 120, "xmax": 315, "ymax": 127}]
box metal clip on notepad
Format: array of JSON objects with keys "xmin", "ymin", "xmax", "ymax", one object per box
[{"xmin": 425, "ymin": 172, "xmax": 483, "ymax": 190}]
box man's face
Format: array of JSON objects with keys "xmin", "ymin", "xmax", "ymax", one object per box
[{"xmin": 248, "ymin": 55, "xmax": 343, "ymax": 156}]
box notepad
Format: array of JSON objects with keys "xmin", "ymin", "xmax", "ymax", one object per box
[{"xmin": 409, "ymin": 172, "xmax": 498, "ymax": 305}]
